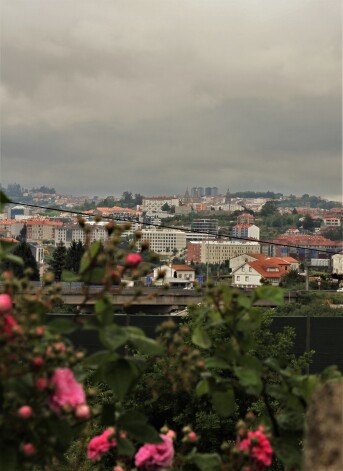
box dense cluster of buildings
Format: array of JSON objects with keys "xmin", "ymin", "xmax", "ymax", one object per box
[{"xmin": 1, "ymin": 187, "xmax": 342, "ymax": 287}]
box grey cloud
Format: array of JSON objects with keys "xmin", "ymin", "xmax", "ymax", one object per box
[{"xmin": 1, "ymin": 0, "xmax": 341, "ymax": 200}]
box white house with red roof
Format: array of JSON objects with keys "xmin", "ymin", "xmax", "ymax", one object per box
[
  {"xmin": 152, "ymin": 264, "xmax": 195, "ymax": 288},
  {"xmin": 232, "ymin": 256, "xmax": 299, "ymax": 288}
]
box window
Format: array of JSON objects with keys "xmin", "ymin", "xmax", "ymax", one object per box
[
  {"xmin": 245, "ymin": 276, "xmax": 249, "ymax": 282},
  {"xmin": 237, "ymin": 276, "xmax": 240, "ymax": 281}
]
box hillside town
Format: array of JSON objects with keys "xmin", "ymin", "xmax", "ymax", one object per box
[{"xmin": 1, "ymin": 183, "xmax": 342, "ymax": 289}]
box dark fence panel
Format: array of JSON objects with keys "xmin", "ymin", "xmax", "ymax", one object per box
[{"xmin": 55, "ymin": 314, "xmax": 343, "ymax": 374}]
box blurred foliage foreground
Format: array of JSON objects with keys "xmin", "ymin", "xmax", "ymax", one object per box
[{"xmin": 0, "ymin": 192, "xmax": 341, "ymax": 471}]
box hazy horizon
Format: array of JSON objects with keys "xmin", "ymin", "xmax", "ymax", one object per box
[{"xmin": 1, "ymin": 1, "xmax": 342, "ymax": 200}]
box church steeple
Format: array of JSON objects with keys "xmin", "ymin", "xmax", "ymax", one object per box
[
  {"xmin": 225, "ymin": 186, "xmax": 231, "ymax": 205},
  {"xmin": 183, "ymin": 187, "xmax": 190, "ymax": 204}
]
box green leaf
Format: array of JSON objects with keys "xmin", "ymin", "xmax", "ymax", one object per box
[
  {"xmin": 273, "ymin": 436, "xmax": 303, "ymax": 470},
  {"xmin": 0, "ymin": 447, "xmax": 17, "ymax": 471},
  {"xmin": 239, "ymin": 356, "xmax": 263, "ymax": 373},
  {"xmin": 99, "ymin": 324, "xmax": 128, "ymax": 351},
  {"xmin": 83, "ymin": 267, "xmax": 105, "ymax": 284},
  {"xmin": 196, "ymin": 379, "xmax": 209, "ymax": 397},
  {"xmin": 211, "ymin": 388, "xmax": 235, "ymax": 417},
  {"xmin": 95, "ymin": 297, "xmax": 114, "ymax": 326},
  {"xmin": 266, "ymin": 383, "xmax": 288, "ymax": 400},
  {"xmin": 205, "ymin": 357, "xmax": 231, "ymax": 370},
  {"xmin": 0, "ymin": 191, "xmax": 11, "ymax": 212},
  {"xmin": 3, "ymin": 253, "xmax": 24, "ymax": 265},
  {"xmin": 130, "ymin": 335, "xmax": 164, "ymax": 356},
  {"xmin": 118, "ymin": 411, "xmax": 162, "ymax": 444},
  {"xmin": 83, "ymin": 350, "xmax": 111, "ymax": 367},
  {"xmin": 192, "ymin": 325, "xmax": 212, "ymax": 349},
  {"xmin": 117, "ymin": 436, "xmax": 135, "ymax": 457},
  {"xmin": 54, "ymin": 420, "xmax": 75, "ymax": 448},
  {"xmin": 61, "ymin": 270, "xmax": 81, "ymax": 282},
  {"xmin": 253, "ymin": 286, "xmax": 284, "ymax": 305},
  {"xmin": 188, "ymin": 452, "xmax": 222, "ymax": 471},
  {"xmin": 79, "ymin": 240, "xmax": 102, "ymax": 274},
  {"xmin": 234, "ymin": 366, "xmax": 263, "ymax": 395},
  {"xmin": 0, "ymin": 239, "xmax": 17, "ymax": 254},
  {"xmin": 100, "ymin": 403, "xmax": 116, "ymax": 426},
  {"xmin": 277, "ymin": 410, "xmax": 304, "ymax": 431},
  {"xmin": 126, "ymin": 326, "xmax": 145, "ymax": 336},
  {"xmin": 48, "ymin": 318, "xmax": 76, "ymax": 334},
  {"xmin": 104, "ymin": 359, "xmax": 138, "ymax": 399}
]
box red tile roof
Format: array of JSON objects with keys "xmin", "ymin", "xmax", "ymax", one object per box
[{"xmin": 171, "ymin": 264, "xmax": 195, "ymax": 271}]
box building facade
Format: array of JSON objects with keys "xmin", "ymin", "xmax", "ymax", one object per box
[
  {"xmin": 140, "ymin": 229, "xmax": 187, "ymax": 254},
  {"xmin": 187, "ymin": 240, "xmax": 260, "ymax": 264},
  {"xmin": 142, "ymin": 197, "xmax": 180, "ymax": 212}
]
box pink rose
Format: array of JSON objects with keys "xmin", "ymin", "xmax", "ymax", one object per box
[
  {"xmin": 22, "ymin": 443, "xmax": 36, "ymax": 456},
  {"xmin": 49, "ymin": 368, "xmax": 86, "ymax": 413},
  {"xmin": 2, "ymin": 314, "xmax": 19, "ymax": 337},
  {"xmin": 32, "ymin": 356, "xmax": 44, "ymax": 368},
  {"xmin": 125, "ymin": 253, "xmax": 143, "ymax": 267},
  {"xmin": 187, "ymin": 431, "xmax": 197, "ymax": 442},
  {"xmin": 135, "ymin": 434, "xmax": 174, "ymax": 470},
  {"xmin": 238, "ymin": 426, "xmax": 273, "ymax": 469},
  {"xmin": 18, "ymin": 405, "xmax": 33, "ymax": 419},
  {"xmin": 0, "ymin": 293, "xmax": 12, "ymax": 314},
  {"xmin": 87, "ymin": 428, "xmax": 117, "ymax": 462},
  {"xmin": 35, "ymin": 326, "xmax": 45, "ymax": 336},
  {"xmin": 35, "ymin": 377, "xmax": 48, "ymax": 391}
]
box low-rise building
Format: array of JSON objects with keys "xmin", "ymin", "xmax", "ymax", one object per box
[
  {"xmin": 231, "ymin": 224, "xmax": 260, "ymax": 240},
  {"xmin": 332, "ymin": 252, "xmax": 343, "ymax": 277},
  {"xmin": 323, "ymin": 217, "xmax": 341, "ymax": 227},
  {"xmin": 152, "ymin": 264, "xmax": 195, "ymax": 288},
  {"xmin": 142, "ymin": 197, "xmax": 180, "ymax": 212},
  {"xmin": 191, "ymin": 219, "xmax": 218, "ymax": 235},
  {"xmin": 232, "ymin": 256, "xmax": 298, "ymax": 288}
]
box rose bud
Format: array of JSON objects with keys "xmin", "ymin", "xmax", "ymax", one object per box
[
  {"xmin": 18, "ymin": 405, "xmax": 33, "ymax": 419},
  {"xmin": 22, "ymin": 443, "xmax": 36, "ymax": 456},
  {"xmin": 125, "ymin": 253, "xmax": 142, "ymax": 268},
  {"xmin": 35, "ymin": 377, "xmax": 48, "ymax": 391},
  {"xmin": 0, "ymin": 293, "xmax": 13, "ymax": 314},
  {"xmin": 32, "ymin": 356, "xmax": 44, "ymax": 368},
  {"xmin": 75, "ymin": 404, "xmax": 91, "ymax": 420}
]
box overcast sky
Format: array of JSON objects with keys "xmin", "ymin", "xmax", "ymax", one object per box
[{"xmin": 1, "ymin": 0, "xmax": 342, "ymax": 200}]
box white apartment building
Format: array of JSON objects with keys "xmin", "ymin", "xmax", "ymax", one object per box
[
  {"xmin": 231, "ymin": 224, "xmax": 260, "ymax": 240},
  {"xmin": 54, "ymin": 223, "xmax": 109, "ymax": 247},
  {"xmin": 142, "ymin": 197, "xmax": 180, "ymax": 212},
  {"xmin": 332, "ymin": 253, "xmax": 343, "ymax": 276},
  {"xmin": 323, "ymin": 217, "xmax": 341, "ymax": 227},
  {"xmin": 140, "ymin": 229, "xmax": 187, "ymax": 254},
  {"xmin": 187, "ymin": 240, "xmax": 260, "ymax": 264}
]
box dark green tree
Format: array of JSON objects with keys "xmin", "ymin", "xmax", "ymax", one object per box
[
  {"xmin": 321, "ymin": 226, "xmax": 343, "ymax": 241},
  {"xmin": 134, "ymin": 193, "xmax": 143, "ymax": 205},
  {"xmin": 259, "ymin": 200, "xmax": 278, "ymax": 217},
  {"xmin": 302, "ymin": 215, "xmax": 315, "ymax": 232},
  {"xmin": 17, "ymin": 224, "xmax": 27, "ymax": 242},
  {"xmin": 2, "ymin": 241, "xmax": 40, "ymax": 280},
  {"xmin": 48, "ymin": 242, "xmax": 67, "ymax": 281},
  {"xmin": 161, "ymin": 202, "xmax": 171, "ymax": 212},
  {"xmin": 64, "ymin": 241, "xmax": 84, "ymax": 273},
  {"xmin": 120, "ymin": 191, "xmax": 133, "ymax": 203},
  {"xmin": 279, "ymin": 269, "xmax": 304, "ymax": 288}
]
